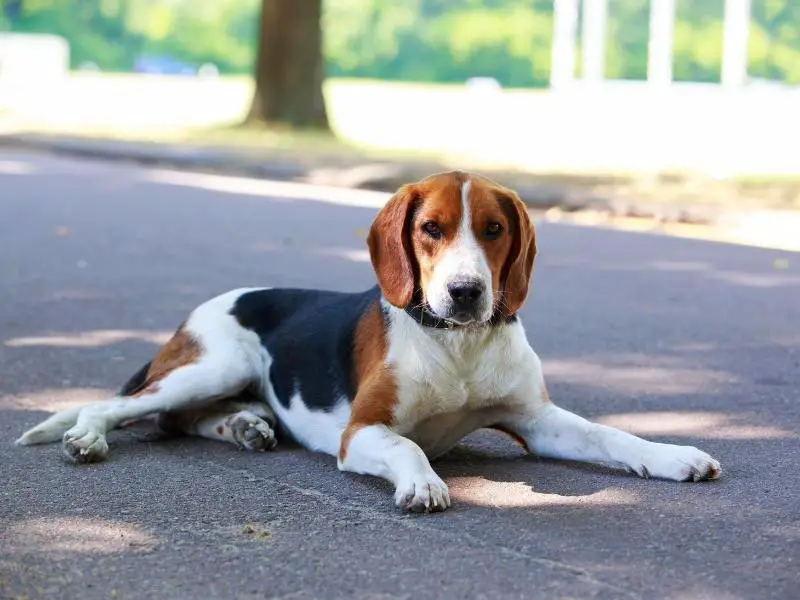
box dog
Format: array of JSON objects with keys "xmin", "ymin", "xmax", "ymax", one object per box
[{"xmin": 15, "ymin": 170, "xmax": 721, "ymax": 512}]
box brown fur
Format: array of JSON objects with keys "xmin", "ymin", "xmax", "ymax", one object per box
[
  {"xmin": 343, "ymin": 171, "xmax": 536, "ymax": 460},
  {"xmin": 494, "ymin": 185, "xmax": 537, "ymax": 316},
  {"xmin": 488, "ymin": 425, "xmax": 532, "ymax": 453},
  {"xmin": 367, "ymin": 171, "xmax": 535, "ymax": 316},
  {"xmin": 366, "ymin": 185, "xmax": 419, "ymax": 308},
  {"xmin": 466, "ymin": 175, "xmax": 518, "ymax": 311},
  {"xmin": 129, "ymin": 324, "xmax": 202, "ymax": 397},
  {"xmin": 408, "ymin": 173, "xmax": 466, "ymax": 299},
  {"xmin": 338, "ymin": 302, "xmax": 396, "ymax": 461}
]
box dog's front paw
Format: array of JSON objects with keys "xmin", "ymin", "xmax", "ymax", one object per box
[
  {"xmin": 62, "ymin": 426, "xmax": 109, "ymax": 464},
  {"xmin": 228, "ymin": 414, "xmax": 277, "ymax": 452},
  {"xmin": 394, "ymin": 471, "xmax": 451, "ymax": 513},
  {"xmin": 635, "ymin": 443, "xmax": 721, "ymax": 482}
]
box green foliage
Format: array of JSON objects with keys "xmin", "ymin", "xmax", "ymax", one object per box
[{"xmin": 2, "ymin": 0, "xmax": 800, "ymax": 87}]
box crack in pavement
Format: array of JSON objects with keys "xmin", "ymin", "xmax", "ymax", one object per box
[{"xmin": 208, "ymin": 460, "xmax": 642, "ymax": 600}]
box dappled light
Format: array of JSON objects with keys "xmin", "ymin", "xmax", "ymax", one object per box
[
  {"xmin": 544, "ymin": 358, "xmax": 736, "ymax": 397},
  {"xmin": 3, "ymin": 328, "xmax": 173, "ymax": 348},
  {"xmin": 0, "ymin": 159, "xmax": 36, "ymax": 175},
  {"xmin": 1, "ymin": 387, "xmax": 115, "ymax": 412},
  {"xmin": 596, "ymin": 411, "xmax": 794, "ymax": 440},
  {"xmin": 5, "ymin": 517, "xmax": 158, "ymax": 557},
  {"xmin": 309, "ymin": 246, "xmax": 371, "ymax": 263},
  {"xmin": 447, "ymin": 476, "xmax": 638, "ymax": 509},
  {"xmin": 1, "ymin": 1, "xmax": 799, "ymax": 598},
  {"xmin": 144, "ymin": 168, "xmax": 389, "ymax": 209}
]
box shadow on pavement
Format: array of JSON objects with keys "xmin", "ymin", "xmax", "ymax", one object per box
[{"xmin": 2, "ymin": 159, "xmax": 798, "ymax": 599}]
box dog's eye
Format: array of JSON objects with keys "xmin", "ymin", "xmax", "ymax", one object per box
[
  {"xmin": 421, "ymin": 221, "xmax": 442, "ymax": 239},
  {"xmin": 484, "ymin": 222, "xmax": 503, "ymax": 240}
]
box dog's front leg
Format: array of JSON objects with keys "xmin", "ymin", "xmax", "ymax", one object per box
[
  {"xmin": 506, "ymin": 403, "xmax": 722, "ymax": 482},
  {"xmin": 499, "ymin": 353, "xmax": 721, "ymax": 482},
  {"xmin": 338, "ymin": 423, "xmax": 451, "ymax": 513}
]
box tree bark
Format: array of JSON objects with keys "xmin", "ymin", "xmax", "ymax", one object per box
[{"xmin": 245, "ymin": 0, "xmax": 330, "ymax": 130}]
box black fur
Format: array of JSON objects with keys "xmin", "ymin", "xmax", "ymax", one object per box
[
  {"xmin": 119, "ymin": 360, "xmax": 152, "ymax": 396},
  {"xmin": 230, "ymin": 286, "xmax": 384, "ymax": 412}
]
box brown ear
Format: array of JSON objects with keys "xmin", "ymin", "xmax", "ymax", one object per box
[
  {"xmin": 367, "ymin": 184, "xmax": 418, "ymax": 308},
  {"xmin": 499, "ymin": 189, "xmax": 537, "ymax": 316}
]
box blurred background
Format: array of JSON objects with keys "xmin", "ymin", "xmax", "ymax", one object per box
[{"xmin": 1, "ymin": 0, "xmax": 798, "ymax": 207}]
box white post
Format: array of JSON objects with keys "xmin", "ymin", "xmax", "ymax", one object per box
[
  {"xmin": 647, "ymin": 0, "xmax": 675, "ymax": 87},
  {"xmin": 551, "ymin": 0, "xmax": 579, "ymax": 89},
  {"xmin": 721, "ymin": 0, "xmax": 751, "ymax": 88},
  {"xmin": 581, "ymin": 0, "xmax": 607, "ymax": 83}
]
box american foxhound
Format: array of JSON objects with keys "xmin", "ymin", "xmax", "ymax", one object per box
[{"xmin": 16, "ymin": 171, "xmax": 721, "ymax": 512}]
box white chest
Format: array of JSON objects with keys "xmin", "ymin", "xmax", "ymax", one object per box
[{"xmin": 386, "ymin": 315, "xmax": 534, "ymax": 435}]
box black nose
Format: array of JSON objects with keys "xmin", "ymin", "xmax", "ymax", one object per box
[{"xmin": 448, "ymin": 280, "xmax": 484, "ymax": 310}]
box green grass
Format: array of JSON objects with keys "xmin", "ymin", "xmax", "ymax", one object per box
[{"xmin": 2, "ymin": 73, "xmax": 799, "ymax": 208}]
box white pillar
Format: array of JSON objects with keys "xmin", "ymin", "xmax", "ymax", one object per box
[
  {"xmin": 581, "ymin": 0, "xmax": 607, "ymax": 83},
  {"xmin": 647, "ymin": 0, "xmax": 675, "ymax": 86},
  {"xmin": 551, "ymin": 0, "xmax": 579, "ymax": 88},
  {"xmin": 721, "ymin": 0, "xmax": 751, "ymax": 88}
]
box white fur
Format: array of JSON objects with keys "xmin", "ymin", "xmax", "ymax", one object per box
[
  {"xmin": 499, "ymin": 403, "xmax": 722, "ymax": 482},
  {"xmin": 264, "ymin": 388, "xmax": 350, "ymax": 456},
  {"xmin": 15, "ymin": 288, "xmax": 269, "ymax": 459},
  {"xmin": 337, "ymin": 424, "xmax": 451, "ymax": 512},
  {"xmin": 426, "ymin": 179, "xmax": 493, "ymax": 323},
  {"xmin": 335, "ymin": 304, "xmax": 720, "ymax": 508},
  {"xmin": 17, "ymin": 278, "xmax": 721, "ymax": 505}
]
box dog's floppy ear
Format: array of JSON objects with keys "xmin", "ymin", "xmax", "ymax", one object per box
[
  {"xmin": 367, "ymin": 184, "xmax": 419, "ymax": 308},
  {"xmin": 499, "ymin": 188, "xmax": 537, "ymax": 316}
]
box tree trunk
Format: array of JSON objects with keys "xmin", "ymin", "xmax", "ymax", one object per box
[{"xmin": 245, "ymin": 0, "xmax": 330, "ymax": 130}]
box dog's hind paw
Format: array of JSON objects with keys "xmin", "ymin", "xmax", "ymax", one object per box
[
  {"xmin": 62, "ymin": 427, "xmax": 109, "ymax": 464},
  {"xmin": 228, "ymin": 413, "xmax": 277, "ymax": 452}
]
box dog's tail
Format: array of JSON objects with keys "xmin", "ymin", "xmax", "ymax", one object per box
[{"xmin": 15, "ymin": 360, "xmax": 153, "ymax": 446}]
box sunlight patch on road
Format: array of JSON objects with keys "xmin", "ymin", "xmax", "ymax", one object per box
[
  {"xmin": 5, "ymin": 517, "xmax": 157, "ymax": 557},
  {"xmin": 144, "ymin": 168, "xmax": 390, "ymax": 209},
  {"xmin": 0, "ymin": 159, "xmax": 36, "ymax": 175},
  {"xmin": 4, "ymin": 328, "xmax": 173, "ymax": 348},
  {"xmin": 448, "ymin": 476, "xmax": 638, "ymax": 509},
  {"xmin": 310, "ymin": 246, "xmax": 371, "ymax": 262},
  {"xmin": 544, "ymin": 359, "xmax": 736, "ymax": 397},
  {"xmin": 596, "ymin": 411, "xmax": 795, "ymax": 440},
  {"xmin": 1, "ymin": 387, "xmax": 116, "ymax": 413}
]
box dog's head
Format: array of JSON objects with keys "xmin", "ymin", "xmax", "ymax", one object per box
[{"xmin": 367, "ymin": 171, "xmax": 537, "ymax": 325}]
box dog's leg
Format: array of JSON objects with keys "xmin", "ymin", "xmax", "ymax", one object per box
[
  {"xmin": 338, "ymin": 424, "xmax": 451, "ymax": 513},
  {"xmin": 57, "ymin": 352, "xmax": 254, "ymax": 463},
  {"xmin": 156, "ymin": 398, "xmax": 278, "ymax": 452},
  {"xmin": 494, "ymin": 349, "xmax": 721, "ymax": 482},
  {"xmin": 498, "ymin": 400, "xmax": 721, "ymax": 482}
]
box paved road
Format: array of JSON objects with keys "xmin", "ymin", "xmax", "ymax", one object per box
[{"xmin": 1, "ymin": 152, "xmax": 798, "ymax": 600}]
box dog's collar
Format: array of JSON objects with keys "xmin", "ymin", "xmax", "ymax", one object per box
[
  {"xmin": 404, "ymin": 302, "xmax": 456, "ymax": 329},
  {"xmin": 403, "ymin": 299, "xmax": 517, "ymax": 330}
]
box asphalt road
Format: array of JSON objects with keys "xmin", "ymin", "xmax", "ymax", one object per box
[{"xmin": 1, "ymin": 152, "xmax": 798, "ymax": 600}]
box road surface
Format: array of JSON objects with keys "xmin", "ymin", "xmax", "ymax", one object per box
[{"xmin": 1, "ymin": 152, "xmax": 798, "ymax": 600}]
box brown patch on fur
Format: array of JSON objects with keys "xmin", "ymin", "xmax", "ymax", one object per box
[
  {"xmin": 366, "ymin": 171, "xmax": 535, "ymax": 316},
  {"xmin": 367, "ymin": 171, "xmax": 469, "ymax": 308},
  {"xmin": 216, "ymin": 425, "xmax": 224, "ymax": 435},
  {"xmin": 339, "ymin": 302, "xmax": 397, "ymax": 462},
  {"xmin": 488, "ymin": 425, "xmax": 531, "ymax": 453},
  {"xmin": 367, "ymin": 185, "xmax": 418, "ymax": 308},
  {"xmin": 467, "ymin": 177, "xmax": 516, "ymax": 309},
  {"xmin": 408, "ymin": 173, "xmax": 467, "ymax": 300},
  {"xmin": 465, "ymin": 174, "xmax": 537, "ymax": 316},
  {"xmin": 128, "ymin": 323, "xmax": 202, "ymax": 397}
]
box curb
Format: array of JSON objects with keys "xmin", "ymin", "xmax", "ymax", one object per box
[{"xmin": 0, "ymin": 133, "xmax": 736, "ymax": 226}]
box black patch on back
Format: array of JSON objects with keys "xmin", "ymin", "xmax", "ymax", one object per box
[
  {"xmin": 119, "ymin": 360, "xmax": 152, "ymax": 396},
  {"xmin": 231, "ymin": 286, "xmax": 383, "ymax": 412}
]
